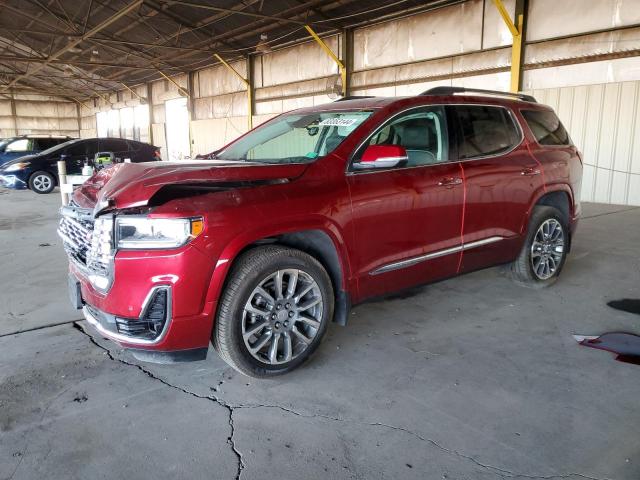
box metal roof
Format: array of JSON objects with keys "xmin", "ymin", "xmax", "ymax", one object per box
[{"xmin": 0, "ymin": 0, "xmax": 463, "ymax": 102}]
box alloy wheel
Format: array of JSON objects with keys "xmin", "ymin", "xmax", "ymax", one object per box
[
  {"xmin": 32, "ymin": 174, "xmax": 52, "ymax": 192},
  {"xmin": 531, "ymin": 218, "xmax": 565, "ymax": 280},
  {"xmin": 242, "ymin": 269, "xmax": 323, "ymax": 365}
]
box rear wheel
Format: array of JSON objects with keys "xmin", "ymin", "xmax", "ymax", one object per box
[
  {"xmin": 213, "ymin": 246, "xmax": 334, "ymax": 378},
  {"xmin": 510, "ymin": 206, "xmax": 568, "ymax": 288},
  {"xmin": 29, "ymin": 171, "xmax": 55, "ymax": 194}
]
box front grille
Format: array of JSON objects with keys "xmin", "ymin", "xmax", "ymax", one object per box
[
  {"xmin": 58, "ymin": 212, "xmax": 93, "ymax": 265},
  {"xmin": 86, "ymin": 216, "xmax": 113, "ymax": 277},
  {"xmin": 58, "ymin": 202, "xmax": 114, "ymax": 289}
]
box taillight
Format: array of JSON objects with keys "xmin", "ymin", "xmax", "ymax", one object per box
[{"xmin": 153, "ymin": 149, "xmax": 161, "ymax": 159}]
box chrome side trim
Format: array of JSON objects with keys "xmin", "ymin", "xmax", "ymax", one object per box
[
  {"xmin": 463, "ymin": 236, "xmax": 506, "ymax": 250},
  {"xmin": 82, "ymin": 285, "xmax": 172, "ymax": 346},
  {"xmin": 371, "ymin": 245, "xmax": 462, "ymax": 275},
  {"xmin": 369, "ymin": 236, "xmax": 504, "ymax": 275}
]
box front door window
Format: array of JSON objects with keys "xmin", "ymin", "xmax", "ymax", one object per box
[{"xmin": 352, "ymin": 106, "xmax": 449, "ymax": 168}]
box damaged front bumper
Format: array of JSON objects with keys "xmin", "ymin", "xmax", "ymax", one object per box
[
  {"xmin": 60, "ymin": 202, "xmax": 217, "ymax": 363},
  {"xmin": 70, "ymin": 273, "xmax": 209, "ymax": 363}
]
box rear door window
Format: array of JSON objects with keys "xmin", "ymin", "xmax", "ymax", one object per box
[
  {"xmin": 126, "ymin": 140, "xmax": 141, "ymax": 151},
  {"xmin": 100, "ymin": 139, "xmax": 129, "ymax": 153},
  {"xmin": 453, "ymin": 105, "xmax": 521, "ymax": 159},
  {"xmin": 521, "ymin": 110, "xmax": 571, "ymax": 146},
  {"xmin": 36, "ymin": 138, "xmax": 63, "ymax": 150},
  {"xmin": 66, "ymin": 141, "xmax": 93, "ymax": 157}
]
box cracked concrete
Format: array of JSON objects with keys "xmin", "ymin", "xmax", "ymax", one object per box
[
  {"xmin": 1, "ymin": 189, "xmax": 640, "ymax": 479},
  {"xmin": 72, "ymin": 322, "xmax": 246, "ymax": 480}
]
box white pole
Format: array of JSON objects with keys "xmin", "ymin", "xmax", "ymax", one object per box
[{"xmin": 57, "ymin": 160, "xmax": 68, "ymax": 206}]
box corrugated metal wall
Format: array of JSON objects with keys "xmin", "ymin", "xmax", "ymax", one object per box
[
  {"xmin": 70, "ymin": 0, "xmax": 640, "ymax": 205},
  {"xmin": 0, "ymin": 95, "xmax": 79, "ymax": 138},
  {"xmin": 529, "ymin": 81, "xmax": 640, "ymax": 206}
]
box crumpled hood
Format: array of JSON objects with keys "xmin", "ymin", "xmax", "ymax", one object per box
[{"xmin": 72, "ymin": 160, "xmax": 309, "ymax": 211}]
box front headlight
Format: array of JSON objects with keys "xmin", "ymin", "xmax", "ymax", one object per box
[
  {"xmin": 4, "ymin": 161, "xmax": 30, "ymax": 172},
  {"xmin": 116, "ymin": 216, "xmax": 203, "ymax": 249}
]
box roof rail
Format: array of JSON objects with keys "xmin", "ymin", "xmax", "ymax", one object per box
[
  {"xmin": 420, "ymin": 86, "xmax": 536, "ymax": 103},
  {"xmin": 333, "ymin": 95, "xmax": 375, "ymax": 102}
]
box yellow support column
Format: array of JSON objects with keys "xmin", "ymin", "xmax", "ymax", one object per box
[
  {"xmin": 305, "ymin": 25, "xmax": 347, "ymax": 97},
  {"xmin": 491, "ymin": 0, "xmax": 525, "ymax": 93},
  {"xmin": 214, "ymin": 53, "xmax": 253, "ymax": 130}
]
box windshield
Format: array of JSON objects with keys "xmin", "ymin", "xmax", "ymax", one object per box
[
  {"xmin": 38, "ymin": 138, "xmax": 80, "ymax": 156},
  {"xmin": 216, "ymin": 110, "xmax": 373, "ymax": 164}
]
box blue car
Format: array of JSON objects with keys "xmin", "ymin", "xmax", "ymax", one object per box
[
  {"xmin": 0, "ymin": 137, "xmax": 162, "ymax": 193},
  {"xmin": 0, "ymin": 135, "xmax": 73, "ymax": 166}
]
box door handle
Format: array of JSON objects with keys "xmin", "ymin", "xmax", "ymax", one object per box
[
  {"xmin": 437, "ymin": 177, "xmax": 463, "ymax": 187},
  {"xmin": 521, "ymin": 167, "xmax": 540, "ymax": 176}
]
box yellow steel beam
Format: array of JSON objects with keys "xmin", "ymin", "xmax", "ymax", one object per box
[
  {"xmin": 214, "ymin": 53, "xmax": 253, "ymax": 130},
  {"xmin": 214, "ymin": 54, "xmax": 249, "ymax": 87},
  {"xmin": 72, "ymin": 98, "xmax": 92, "ymax": 110},
  {"xmin": 491, "ymin": 0, "xmax": 523, "ymax": 93},
  {"xmin": 491, "ymin": 0, "xmax": 519, "ymax": 37},
  {"xmin": 156, "ymin": 69, "xmax": 190, "ymax": 98},
  {"xmin": 90, "ymin": 88, "xmax": 111, "ymax": 104},
  {"xmin": 510, "ymin": 13, "xmax": 524, "ymax": 93},
  {"xmin": 120, "ymin": 82, "xmax": 146, "ymax": 103},
  {"xmin": 304, "ymin": 25, "xmax": 347, "ymax": 97}
]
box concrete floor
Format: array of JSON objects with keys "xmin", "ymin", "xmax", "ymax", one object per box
[{"xmin": 1, "ymin": 186, "xmax": 639, "ymax": 480}]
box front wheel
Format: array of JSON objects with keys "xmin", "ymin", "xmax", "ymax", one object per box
[
  {"xmin": 213, "ymin": 246, "xmax": 334, "ymax": 378},
  {"xmin": 510, "ymin": 205, "xmax": 568, "ymax": 288},
  {"xmin": 29, "ymin": 171, "xmax": 55, "ymax": 194}
]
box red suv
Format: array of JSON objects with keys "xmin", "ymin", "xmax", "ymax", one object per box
[{"xmin": 59, "ymin": 87, "xmax": 583, "ymax": 377}]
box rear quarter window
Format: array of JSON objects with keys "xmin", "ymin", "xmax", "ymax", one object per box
[{"xmin": 521, "ymin": 110, "xmax": 571, "ymax": 146}]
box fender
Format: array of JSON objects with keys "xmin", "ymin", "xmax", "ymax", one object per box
[{"xmin": 201, "ymin": 216, "xmax": 354, "ymax": 312}]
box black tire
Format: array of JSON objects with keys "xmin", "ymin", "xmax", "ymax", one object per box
[
  {"xmin": 213, "ymin": 245, "xmax": 334, "ymax": 378},
  {"xmin": 28, "ymin": 171, "xmax": 56, "ymax": 194},
  {"xmin": 510, "ymin": 205, "xmax": 569, "ymax": 288}
]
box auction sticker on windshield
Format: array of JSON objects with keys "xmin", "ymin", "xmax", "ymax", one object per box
[{"xmin": 318, "ymin": 118, "xmax": 358, "ymax": 127}]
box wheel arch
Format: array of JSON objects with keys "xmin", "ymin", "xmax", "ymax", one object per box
[
  {"xmin": 525, "ymin": 185, "xmax": 574, "ymax": 250},
  {"xmin": 273, "ymin": 230, "xmax": 350, "ymax": 325},
  {"xmin": 205, "ymin": 224, "xmax": 353, "ymax": 326},
  {"xmin": 535, "ymin": 190, "xmax": 572, "ymax": 222}
]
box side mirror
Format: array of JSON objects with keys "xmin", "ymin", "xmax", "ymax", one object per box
[{"xmin": 353, "ymin": 145, "xmax": 408, "ymax": 170}]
